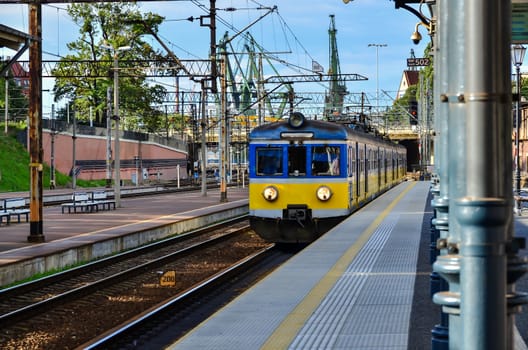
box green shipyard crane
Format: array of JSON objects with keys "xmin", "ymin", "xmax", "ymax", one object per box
[{"xmin": 324, "ymin": 14, "xmax": 348, "ymax": 119}]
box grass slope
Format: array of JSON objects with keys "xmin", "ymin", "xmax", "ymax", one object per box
[{"xmin": 0, "ymin": 127, "xmax": 105, "ymax": 192}]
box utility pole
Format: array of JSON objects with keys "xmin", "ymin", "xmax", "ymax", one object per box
[
  {"xmin": 71, "ymin": 104, "xmax": 76, "ymax": 189},
  {"xmin": 106, "ymin": 87, "xmax": 112, "ymax": 188},
  {"xmin": 27, "ymin": 2, "xmax": 45, "ymax": 243},
  {"xmin": 200, "ymin": 81, "xmax": 207, "ymax": 196},
  {"xmin": 214, "ymin": 4, "xmax": 276, "ymax": 202},
  {"xmin": 101, "ymin": 43, "xmax": 131, "ymax": 208}
]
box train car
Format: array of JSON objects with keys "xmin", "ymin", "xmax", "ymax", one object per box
[{"xmin": 248, "ymin": 112, "xmax": 406, "ymax": 243}]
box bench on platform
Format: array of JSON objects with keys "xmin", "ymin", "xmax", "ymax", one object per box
[
  {"xmin": 90, "ymin": 190, "xmax": 116, "ymax": 211},
  {"xmin": 0, "ymin": 211, "xmax": 9, "ymax": 225},
  {"xmin": 1, "ymin": 197, "xmax": 30, "ymax": 224},
  {"xmin": 61, "ymin": 192, "xmax": 97, "ymax": 214}
]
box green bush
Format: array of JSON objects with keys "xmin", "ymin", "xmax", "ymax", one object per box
[{"xmin": 0, "ymin": 124, "xmax": 106, "ymax": 192}]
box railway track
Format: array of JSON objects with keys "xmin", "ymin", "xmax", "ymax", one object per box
[
  {"xmin": 0, "ymin": 218, "xmax": 274, "ymax": 349},
  {"xmin": 84, "ymin": 246, "xmax": 291, "ymax": 349}
]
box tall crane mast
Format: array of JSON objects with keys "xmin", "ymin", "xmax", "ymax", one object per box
[{"xmin": 324, "ymin": 14, "xmax": 348, "ymax": 119}]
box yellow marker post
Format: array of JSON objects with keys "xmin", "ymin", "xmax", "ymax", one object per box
[{"xmin": 159, "ymin": 271, "xmax": 176, "ymax": 287}]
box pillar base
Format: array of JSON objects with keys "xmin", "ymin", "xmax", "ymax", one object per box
[
  {"xmin": 431, "ymin": 324, "xmax": 449, "ymax": 350},
  {"xmin": 28, "ymin": 221, "xmax": 45, "ymax": 243},
  {"xmin": 27, "ymin": 234, "xmax": 45, "ymax": 243}
]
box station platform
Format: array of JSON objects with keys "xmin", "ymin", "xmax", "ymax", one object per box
[
  {"xmin": 170, "ymin": 181, "xmax": 528, "ymax": 349},
  {"xmin": 0, "ymin": 187, "xmax": 248, "ymax": 286}
]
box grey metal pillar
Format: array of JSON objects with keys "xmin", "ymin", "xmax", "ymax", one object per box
[
  {"xmin": 456, "ymin": 1, "xmax": 525, "ymax": 348},
  {"xmin": 432, "ymin": 0, "xmax": 466, "ymax": 347},
  {"xmin": 429, "ymin": 0, "xmax": 449, "ymax": 347}
]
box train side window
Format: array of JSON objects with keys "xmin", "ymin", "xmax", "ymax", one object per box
[
  {"xmin": 256, "ymin": 148, "xmax": 283, "ymax": 176},
  {"xmin": 288, "ymin": 146, "xmax": 306, "ymax": 176},
  {"xmin": 312, "ymin": 146, "xmax": 340, "ymax": 176}
]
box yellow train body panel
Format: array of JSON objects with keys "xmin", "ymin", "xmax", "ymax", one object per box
[{"xmin": 249, "ymin": 181, "xmax": 350, "ymax": 212}]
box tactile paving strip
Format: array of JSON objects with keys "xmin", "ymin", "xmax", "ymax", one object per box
[{"xmin": 290, "ymin": 208, "xmax": 421, "ymax": 349}]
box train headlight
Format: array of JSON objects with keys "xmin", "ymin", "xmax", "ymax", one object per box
[
  {"xmin": 262, "ymin": 186, "xmax": 279, "ymax": 201},
  {"xmin": 316, "ymin": 186, "xmax": 332, "ymax": 201},
  {"xmin": 288, "ymin": 112, "xmax": 305, "ymax": 128}
]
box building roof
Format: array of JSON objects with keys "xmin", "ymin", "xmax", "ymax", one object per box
[{"xmin": 396, "ymin": 70, "xmax": 420, "ymax": 100}]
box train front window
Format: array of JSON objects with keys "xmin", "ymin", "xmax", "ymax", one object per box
[
  {"xmin": 312, "ymin": 146, "xmax": 340, "ymax": 176},
  {"xmin": 256, "ymin": 148, "xmax": 283, "ymax": 176},
  {"xmin": 288, "ymin": 146, "xmax": 306, "ymax": 176}
]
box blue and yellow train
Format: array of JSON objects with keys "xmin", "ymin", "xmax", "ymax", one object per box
[{"xmin": 248, "ymin": 112, "xmax": 407, "ymax": 243}]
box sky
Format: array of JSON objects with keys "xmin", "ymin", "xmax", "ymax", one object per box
[{"xmin": 0, "ymin": 0, "xmax": 432, "ymax": 116}]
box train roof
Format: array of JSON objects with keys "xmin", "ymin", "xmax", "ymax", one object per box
[
  {"xmin": 249, "ymin": 119, "xmax": 347, "ymax": 140},
  {"xmin": 249, "ymin": 119, "xmax": 404, "ymax": 150}
]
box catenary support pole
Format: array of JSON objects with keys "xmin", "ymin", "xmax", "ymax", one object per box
[
  {"xmin": 112, "ymin": 54, "xmax": 121, "ymax": 208},
  {"xmin": 106, "ymin": 87, "xmax": 112, "ymax": 188},
  {"xmin": 27, "ymin": 2, "xmax": 45, "ymax": 243}
]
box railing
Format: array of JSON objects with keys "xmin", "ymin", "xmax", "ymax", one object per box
[{"xmin": 41, "ymin": 119, "xmax": 188, "ymax": 152}]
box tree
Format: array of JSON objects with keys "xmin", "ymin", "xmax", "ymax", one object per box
[
  {"xmin": 0, "ymin": 67, "xmax": 29, "ymax": 122},
  {"xmin": 52, "ymin": 3, "xmax": 168, "ymax": 130}
]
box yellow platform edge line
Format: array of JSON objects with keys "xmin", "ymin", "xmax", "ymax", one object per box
[{"xmin": 260, "ymin": 182, "xmax": 418, "ymax": 350}]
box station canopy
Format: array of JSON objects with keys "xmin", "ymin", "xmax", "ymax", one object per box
[{"xmin": 0, "ymin": 24, "xmax": 32, "ymax": 76}]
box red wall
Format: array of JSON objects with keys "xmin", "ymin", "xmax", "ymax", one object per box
[{"xmin": 41, "ymin": 131, "xmax": 188, "ymax": 182}]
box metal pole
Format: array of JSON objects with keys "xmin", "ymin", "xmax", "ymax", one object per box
[
  {"xmin": 177, "ymin": 164, "xmax": 180, "ymax": 188},
  {"xmin": 220, "ymin": 56, "xmax": 228, "ymax": 202},
  {"xmin": 27, "ymin": 2, "xmax": 45, "ymax": 243},
  {"xmin": 375, "ymin": 47, "xmax": 379, "ymax": 116},
  {"xmin": 180, "ymin": 90, "xmax": 185, "ymax": 139},
  {"xmin": 458, "ymin": 0, "xmax": 519, "ymax": 348},
  {"xmin": 428, "ymin": 6, "xmax": 449, "ymax": 345},
  {"xmin": 515, "ymin": 64, "xmax": 522, "ymax": 211},
  {"xmin": 4, "ymin": 71, "xmax": 8, "ymax": 135},
  {"xmin": 106, "ymin": 87, "xmax": 112, "ymax": 188},
  {"xmin": 200, "ymin": 82, "xmax": 207, "ymax": 196},
  {"xmin": 71, "ymin": 104, "xmax": 76, "ymax": 189},
  {"xmin": 432, "ymin": 0, "xmax": 465, "ymax": 346},
  {"xmin": 113, "ymin": 54, "xmax": 121, "ymax": 207},
  {"xmin": 368, "ymin": 44, "xmax": 387, "ymax": 122}
]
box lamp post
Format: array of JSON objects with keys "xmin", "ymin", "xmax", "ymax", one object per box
[
  {"xmin": 368, "ymin": 43, "xmax": 387, "ymax": 126},
  {"xmin": 512, "ymin": 44, "xmax": 526, "ymax": 213},
  {"xmin": 101, "ymin": 43, "xmax": 131, "ymax": 208}
]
